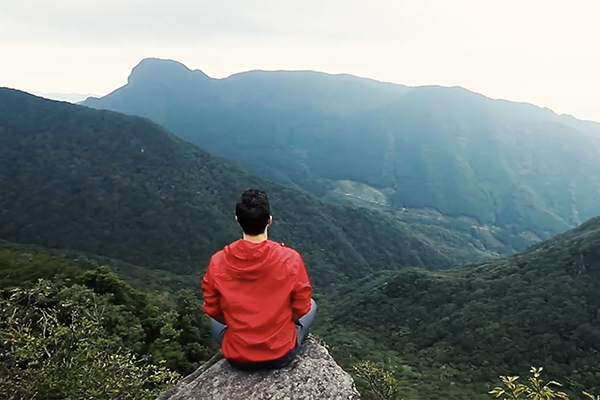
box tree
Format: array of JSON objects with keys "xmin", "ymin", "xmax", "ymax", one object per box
[
  {"xmin": 354, "ymin": 360, "xmax": 403, "ymax": 400},
  {"xmin": 0, "ymin": 280, "xmax": 179, "ymax": 400}
]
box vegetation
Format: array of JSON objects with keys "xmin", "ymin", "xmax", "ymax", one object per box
[
  {"xmin": 0, "ymin": 238, "xmax": 198, "ymax": 291},
  {"xmin": 0, "ymin": 87, "xmax": 496, "ymax": 289},
  {"xmin": 0, "ymin": 281, "xmax": 178, "ymax": 400},
  {"xmin": 355, "ymin": 364, "xmax": 598, "ymax": 400},
  {"xmin": 490, "ymin": 367, "xmax": 569, "ymax": 400},
  {"xmin": 354, "ymin": 360, "xmax": 403, "ymax": 400},
  {"xmin": 2, "ymin": 86, "xmax": 600, "ymax": 400},
  {"xmin": 489, "ymin": 368, "xmax": 598, "ymax": 400},
  {"xmin": 83, "ymin": 58, "xmax": 600, "ymax": 248},
  {"xmin": 318, "ymin": 217, "xmax": 600, "ymax": 399},
  {"xmin": 0, "ymin": 248, "xmax": 218, "ymax": 400}
]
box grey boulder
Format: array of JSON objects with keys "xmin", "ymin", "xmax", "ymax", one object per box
[{"xmin": 156, "ymin": 338, "xmax": 361, "ymax": 400}]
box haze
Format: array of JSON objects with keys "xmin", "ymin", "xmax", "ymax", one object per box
[{"xmin": 1, "ymin": 0, "xmax": 598, "ymax": 122}]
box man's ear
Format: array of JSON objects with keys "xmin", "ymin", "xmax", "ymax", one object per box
[
  {"xmin": 267, "ymin": 216, "xmax": 273, "ymax": 226},
  {"xmin": 235, "ymin": 215, "xmax": 238, "ymax": 223}
]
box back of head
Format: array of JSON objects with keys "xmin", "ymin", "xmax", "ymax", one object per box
[{"xmin": 236, "ymin": 189, "xmax": 271, "ymax": 235}]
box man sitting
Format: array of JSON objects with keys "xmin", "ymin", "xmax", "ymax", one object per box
[{"xmin": 201, "ymin": 189, "xmax": 317, "ymax": 370}]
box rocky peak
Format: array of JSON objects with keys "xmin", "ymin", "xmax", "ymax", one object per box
[{"xmin": 128, "ymin": 58, "xmax": 209, "ymax": 86}]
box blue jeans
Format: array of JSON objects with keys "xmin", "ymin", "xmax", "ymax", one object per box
[{"xmin": 210, "ymin": 299, "xmax": 317, "ymax": 370}]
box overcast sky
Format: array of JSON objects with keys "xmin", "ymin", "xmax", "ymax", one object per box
[{"xmin": 1, "ymin": 0, "xmax": 598, "ymax": 121}]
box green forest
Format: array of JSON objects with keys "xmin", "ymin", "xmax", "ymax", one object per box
[
  {"xmin": 318, "ymin": 216, "xmax": 600, "ymax": 399},
  {"xmin": 0, "ymin": 248, "xmax": 217, "ymax": 400},
  {"xmin": 0, "ymin": 88, "xmax": 497, "ymax": 285},
  {"xmin": 1, "ymin": 88, "xmax": 600, "ymax": 400}
]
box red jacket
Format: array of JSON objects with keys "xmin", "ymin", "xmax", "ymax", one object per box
[{"xmin": 201, "ymin": 239, "xmax": 313, "ymax": 363}]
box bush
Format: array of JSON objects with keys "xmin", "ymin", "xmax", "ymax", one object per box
[
  {"xmin": 490, "ymin": 367, "xmax": 597, "ymax": 400},
  {"xmin": 0, "ymin": 280, "xmax": 179, "ymax": 400},
  {"xmin": 354, "ymin": 360, "xmax": 402, "ymax": 400}
]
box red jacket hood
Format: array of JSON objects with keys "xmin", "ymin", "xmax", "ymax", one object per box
[{"xmin": 222, "ymin": 239, "xmax": 279, "ymax": 280}]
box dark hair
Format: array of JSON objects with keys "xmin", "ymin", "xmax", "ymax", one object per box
[{"xmin": 235, "ymin": 189, "xmax": 271, "ymax": 235}]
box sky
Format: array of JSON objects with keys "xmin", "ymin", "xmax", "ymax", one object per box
[{"xmin": 1, "ymin": 0, "xmax": 598, "ymax": 122}]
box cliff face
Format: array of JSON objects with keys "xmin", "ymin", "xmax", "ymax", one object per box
[{"xmin": 156, "ymin": 339, "xmax": 361, "ymax": 400}]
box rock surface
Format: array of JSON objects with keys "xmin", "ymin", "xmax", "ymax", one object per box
[{"xmin": 156, "ymin": 339, "xmax": 361, "ymax": 400}]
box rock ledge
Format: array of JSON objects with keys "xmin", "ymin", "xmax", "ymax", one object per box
[{"xmin": 156, "ymin": 338, "xmax": 361, "ymax": 400}]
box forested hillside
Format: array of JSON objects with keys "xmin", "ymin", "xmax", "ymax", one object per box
[
  {"xmin": 0, "ymin": 88, "xmax": 497, "ymax": 288},
  {"xmin": 0, "ymin": 244, "xmax": 216, "ymax": 399},
  {"xmin": 320, "ymin": 217, "xmax": 600, "ymax": 399},
  {"xmin": 83, "ymin": 58, "xmax": 600, "ymax": 250}
]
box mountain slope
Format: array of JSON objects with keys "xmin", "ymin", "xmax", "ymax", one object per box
[
  {"xmin": 322, "ymin": 216, "xmax": 600, "ymax": 399},
  {"xmin": 82, "ymin": 58, "xmax": 600, "ymax": 248},
  {"xmin": 0, "ymin": 88, "xmax": 494, "ymax": 287}
]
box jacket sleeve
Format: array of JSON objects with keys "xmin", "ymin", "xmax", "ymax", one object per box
[
  {"xmin": 291, "ymin": 254, "xmax": 313, "ymax": 317},
  {"xmin": 201, "ymin": 261, "xmax": 222, "ymax": 319}
]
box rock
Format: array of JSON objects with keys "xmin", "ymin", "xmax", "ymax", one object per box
[{"xmin": 156, "ymin": 338, "xmax": 361, "ymax": 400}]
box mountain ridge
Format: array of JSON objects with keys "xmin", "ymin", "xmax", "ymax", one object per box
[
  {"xmin": 82, "ymin": 58, "xmax": 600, "ymax": 249},
  {"xmin": 87, "ymin": 58, "xmax": 600, "ymax": 123}
]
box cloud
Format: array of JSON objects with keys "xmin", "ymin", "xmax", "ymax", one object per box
[{"xmin": 1, "ymin": 0, "xmax": 409, "ymax": 44}]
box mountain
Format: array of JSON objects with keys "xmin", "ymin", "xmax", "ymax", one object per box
[
  {"xmin": 82, "ymin": 58, "xmax": 600, "ymax": 251},
  {"xmin": 0, "ymin": 88, "xmax": 498, "ymax": 288},
  {"xmin": 320, "ymin": 216, "xmax": 600, "ymax": 399},
  {"xmin": 32, "ymin": 91, "xmax": 98, "ymax": 103}
]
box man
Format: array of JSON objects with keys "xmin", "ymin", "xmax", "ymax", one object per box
[{"xmin": 201, "ymin": 189, "xmax": 316, "ymax": 371}]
